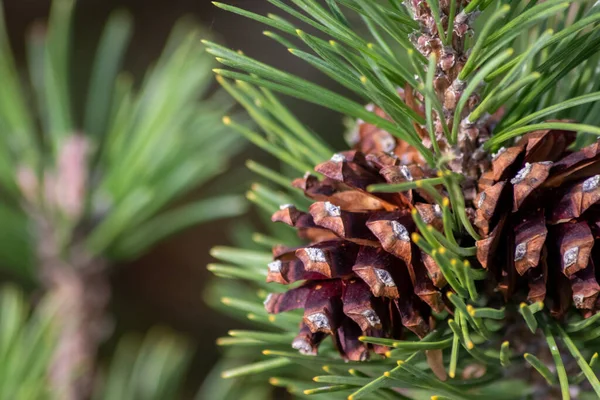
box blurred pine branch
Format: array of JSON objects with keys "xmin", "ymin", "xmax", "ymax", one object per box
[{"xmin": 0, "ymin": 0, "xmax": 247, "ymax": 398}]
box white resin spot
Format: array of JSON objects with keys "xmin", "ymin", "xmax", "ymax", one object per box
[
  {"xmin": 330, "ymin": 153, "xmax": 345, "ymax": 163},
  {"xmin": 492, "ymin": 147, "xmax": 506, "ymax": 161},
  {"xmin": 279, "ymin": 203, "xmax": 294, "ymax": 210},
  {"xmin": 400, "ymin": 165, "xmax": 413, "ymax": 181},
  {"xmin": 514, "ymin": 242, "xmax": 527, "ymax": 261},
  {"xmin": 563, "ymin": 246, "xmax": 579, "ymax": 268},
  {"xmin": 305, "ymin": 248, "xmax": 327, "ymax": 263},
  {"xmin": 268, "ymin": 260, "xmax": 283, "ymax": 273},
  {"xmin": 583, "ymin": 175, "xmax": 600, "ymax": 192},
  {"xmin": 324, "ymin": 201, "xmax": 341, "ymax": 217},
  {"xmin": 381, "ymin": 137, "xmax": 396, "ymax": 153},
  {"xmin": 477, "ymin": 192, "xmax": 487, "ymax": 209},
  {"xmin": 362, "ymin": 309, "xmax": 381, "ymax": 327},
  {"xmin": 374, "ymin": 268, "xmax": 396, "ymax": 287},
  {"xmin": 433, "ymin": 204, "xmax": 442, "ymax": 218},
  {"xmin": 307, "ymin": 312, "xmax": 330, "ymax": 330},
  {"xmin": 292, "ymin": 338, "xmax": 314, "ymax": 355},
  {"xmin": 263, "ymin": 293, "xmax": 273, "ymax": 307},
  {"xmin": 390, "ymin": 221, "xmax": 410, "ymax": 242},
  {"xmin": 573, "ymin": 294, "xmax": 585, "ymax": 308},
  {"xmin": 510, "ymin": 163, "xmax": 532, "ymax": 185}
]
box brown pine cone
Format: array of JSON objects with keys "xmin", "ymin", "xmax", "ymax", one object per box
[
  {"xmin": 475, "ymin": 127, "xmax": 600, "ymax": 318},
  {"xmin": 264, "ymin": 136, "xmax": 449, "ymax": 361}
]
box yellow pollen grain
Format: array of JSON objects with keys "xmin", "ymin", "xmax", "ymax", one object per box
[
  {"xmin": 467, "ymin": 341, "xmax": 475, "ymax": 350},
  {"xmin": 520, "ymin": 303, "xmax": 527, "ymax": 309},
  {"xmin": 221, "ymin": 297, "xmax": 231, "ymax": 305},
  {"xmin": 263, "ymin": 350, "xmax": 272, "ymax": 355},
  {"xmin": 329, "ymin": 40, "xmax": 337, "ymax": 46},
  {"xmin": 397, "ymin": 360, "xmax": 405, "ymax": 366},
  {"xmin": 451, "ymin": 259, "xmax": 457, "ymax": 266},
  {"xmin": 416, "ymin": 180, "xmax": 423, "ymax": 187},
  {"xmin": 360, "ymin": 76, "xmax": 368, "ymax": 84},
  {"xmin": 268, "ymin": 315, "xmax": 276, "ymax": 322},
  {"xmin": 411, "ymin": 233, "xmax": 420, "ymax": 243},
  {"xmin": 449, "ymin": 372, "xmax": 455, "ymax": 379},
  {"xmin": 437, "ymin": 171, "xmax": 444, "ymax": 177},
  {"xmin": 443, "ymin": 197, "xmax": 450, "ymax": 207},
  {"xmin": 269, "ymin": 378, "xmax": 279, "ymax": 385},
  {"xmin": 322, "ymin": 365, "xmax": 331, "ymax": 373},
  {"xmin": 385, "ymin": 351, "xmax": 392, "ymax": 358},
  {"xmin": 368, "ymin": 43, "xmax": 375, "ymax": 49},
  {"xmin": 439, "ymin": 247, "xmax": 446, "ymax": 255},
  {"xmin": 296, "ymin": 29, "xmax": 303, "ymax": 35},
  {"xmin": 222, "ymin": 116, "xmax": 232, "ymax": 125},
  {"xmin": 313, "ymin": 376, "xmax": 320, "ymax": 382},
  {"xmin": 383, "ymin": 371, "xmax": 391, "ymax": 377}
]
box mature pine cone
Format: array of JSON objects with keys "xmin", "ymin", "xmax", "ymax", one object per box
[
  {"xmin": 475, "ymin": 127, "xmax": 600, "ymax": 318},
  {"xmin": 263, "ymin": 112, "xmax": 453, "ymax": 361}
]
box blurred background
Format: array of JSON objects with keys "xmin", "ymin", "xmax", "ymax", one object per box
[{"xmin": 2, "ymin": 0, "xmax": 348, "ymax": 397}]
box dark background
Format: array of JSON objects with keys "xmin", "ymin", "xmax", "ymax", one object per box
[{"xmin": 3, "ymin": 0, "xmax": 346, "ymax": 397}]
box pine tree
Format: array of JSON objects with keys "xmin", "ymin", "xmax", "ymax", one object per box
[{"xmin": 207, "ymin": 1, "xmax": 600, "ymax": 399}]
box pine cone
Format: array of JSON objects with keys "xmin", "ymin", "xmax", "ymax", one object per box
[
  {"xmin": 475, "ymin": 127, "xmax": 600, "ymax": 318},
  {"xmin": 264, "ymin": 118, "xmax": 452, "ymax": 361}
]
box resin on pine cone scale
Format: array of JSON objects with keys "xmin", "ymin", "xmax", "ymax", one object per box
[
  {"xmin": 263, "ymin": 125, "xmax": 600, "ymax": 362},
  {"xmin": 475, "ymin": 128, "xmax": 600, "ymax": 318},
  {"xmin": 264, "ymin": 146, "xmax": 451, "ymax": 361}
]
